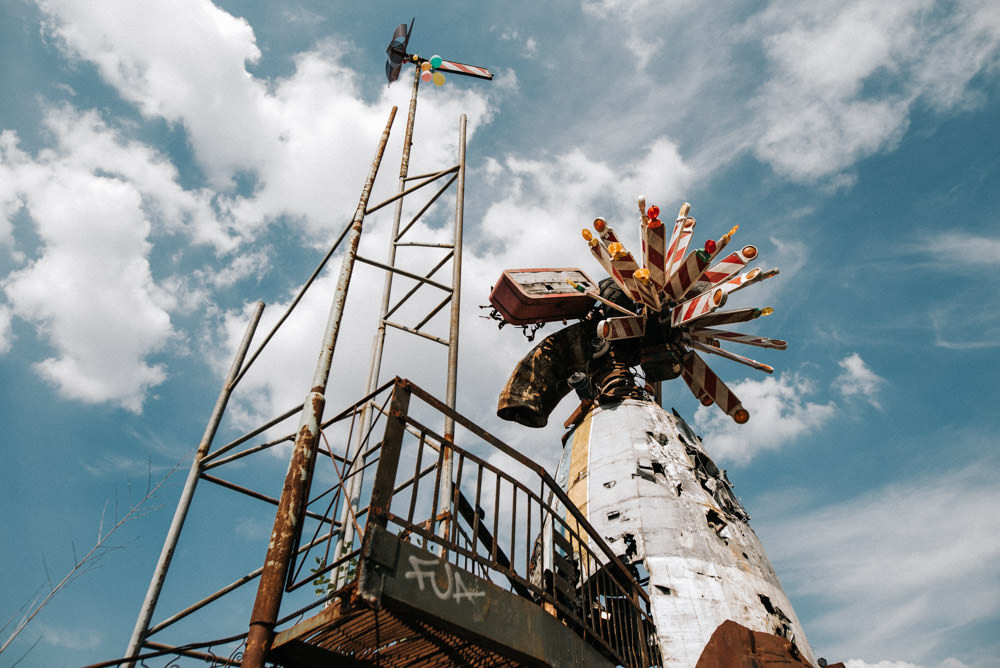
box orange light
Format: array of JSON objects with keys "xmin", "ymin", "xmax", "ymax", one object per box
[
  {"xmin": 608, "ymin": 241, "xmax": 626, "ymax": 260},
  {"xmin": 746, "ymin": 267, "xmax": 761, "ymax": 280},
  {"xmin": 594, "ymin": 218, "xmax": 607, "ymax": 232},
  {"xmin": 733, "ymin": 408, "xmax": 750, "ymax": 424},
  {"xmin": 683, "ymin": 217, "xmax": 696, "ymax": 231},
  {"xmin": 712, "ymin": 289, "xmax": 724, "ymax": 306},
  {"xmin": 700, "ymin": 395, "xmax": 714, "ymax": 406},
  {"xmin": 582, "ymin": 229, "xmax": 593, "ymax": 241},
  {"xmin": 634, "ymin": 267, "xmax": 651, "ymax": 284},
  {"xmin": 759, "ymin": 306, "xmax": 774, "ymax": 317},
  {"xmin": 647, "ymin": 218, "xmax": 663, "ymax": 230},
  {"xmin": 647, "ymin": 205, "xmax": 660, "ymax": 220},
  {"xmin": 742, "ymin": 245, "xmax": 758, "ymax": 260}
]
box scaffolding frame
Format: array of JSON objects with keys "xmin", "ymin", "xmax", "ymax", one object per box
[{"xmin": 113, "ymin": 65, "xmax": 473, "ymax": 667}]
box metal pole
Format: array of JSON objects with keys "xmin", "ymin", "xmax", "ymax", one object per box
[
  {"xmin": 435, "ymin": 114, "xmax": 466, "ymax": 544},
  {"xmin": 123, "ymin": 301, "xmax": 265, "ymax": 666},
  {"xmin": 242, "ymin": 106, "xmax": 397, "ymax": 668},
  {"xmin": 333, "ymin": 67, "xmax": 420, "ymax": 587}
]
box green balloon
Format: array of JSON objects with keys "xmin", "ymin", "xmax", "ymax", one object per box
[{"xmin": 430, "ymin": 55, "xmax": 443, "ymax": 69}]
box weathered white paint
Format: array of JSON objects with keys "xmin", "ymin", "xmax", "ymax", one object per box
[{"xmin": 559, "ymin": 399, "xmax": 816, "ymax": 667}]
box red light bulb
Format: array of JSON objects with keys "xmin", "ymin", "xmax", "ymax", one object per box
[
  {"xmin": 705, "ymin": 238, "xmax": 717, "ymax": 254},
  {"xmin": 647, "ymin": 205, "xmax": 660, "ymax": 219}
]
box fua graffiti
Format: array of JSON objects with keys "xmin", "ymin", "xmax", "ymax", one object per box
[{"xmin": 404, "ymin": 555, "xmax": 486, "ymax": 603}]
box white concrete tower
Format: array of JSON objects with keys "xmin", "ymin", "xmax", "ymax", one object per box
[{"xmin": 556, "ymin": 399, "xmax": 816, "ymax": 667}]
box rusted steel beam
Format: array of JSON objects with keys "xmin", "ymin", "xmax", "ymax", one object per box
[
  {"xmin": 241, "ymin": 106, "xmax": 397, "ymax": 668},
  {"xmin": 367, "ymin": 380, "xmax": 412, "ymax": 530}
]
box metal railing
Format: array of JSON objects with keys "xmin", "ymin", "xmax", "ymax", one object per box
[{"xmin": 299, "ymin": 378, "xmax": 662, "ymax": 668}]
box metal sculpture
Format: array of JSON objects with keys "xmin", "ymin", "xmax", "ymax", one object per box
[{"xmin": 491, "ymin": 200, "xmax": 785, "ymax": 426}]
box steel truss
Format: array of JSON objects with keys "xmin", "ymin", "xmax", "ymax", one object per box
[{"xmin": 108, "ymin": 65, "xmax": 475, "ymax": 667}]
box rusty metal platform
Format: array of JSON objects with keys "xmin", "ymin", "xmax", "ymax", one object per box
[{"xmin": 269, "ymin": 527, "xmax": 615, "ymax": 668}]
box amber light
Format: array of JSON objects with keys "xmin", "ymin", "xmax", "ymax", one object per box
[
  {"xmin": 582, "ymin": 229, "xmax": 593, "ymax": 241},
  {"xmin": 733, "ymin": 408, "xmax": 750, "ymax": 424},
  {"xmin": 647, "ymin": 205, "xmax": 660, "ymax": 219},
  {"xmin": 594, "ymin": 218, "xmax": 607, "ymax": 232}
]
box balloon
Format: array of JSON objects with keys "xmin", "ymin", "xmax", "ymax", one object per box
[
  {"xmin": 421, "ymin": 71, "xmax": 433, "ymax": 83},
  {"xmin": 430, "ymin": 55, "xmax": 443, "ymax": 68},
  {"xmin": 432, "ymin": 71, "xmax": 445, "ymax": 86},
  {"xmin": 421, "ymin": 61, "xmax": 431, "ymax": 72}
]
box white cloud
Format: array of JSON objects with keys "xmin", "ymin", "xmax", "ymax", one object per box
[
  {"xmin": 0, "ymin": 303, "xmax": 11, "ymax": 355},
  {"xmin": 0, "ymin": 109, "xmax": 223, "ymax": 411},
  {"xmin": 35, "ymin": 622, "xmax": 103, "ymax": 651},
  {"xmin": 749, "ymin": 0, "xmax": 1000, "ymax": 183},
  {"xmin": 759, "ymin": 466, "xmax": 1000, "ymax": 665},
  {"xmin": 2, "ymin": 166, "xmax": 171, "ymax": 412},
  {"xmin": 833, "ymin": 352, "xmax": 886, "ymax": 409},
  {"xmin": 932, "ymin": 233, "xmax": 1000, "ymax": 266},
  {"xmin": 693, "ymin": 371, "xmax": 837, "ymax": 464}
]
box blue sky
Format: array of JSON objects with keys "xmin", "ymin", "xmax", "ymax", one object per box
[{"xmin": 1, "ymin": 1, "xmax": 999, "ymax": 666}]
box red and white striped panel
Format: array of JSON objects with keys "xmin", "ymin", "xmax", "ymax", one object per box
[
  {"xmin": 585, "ymin": 238, "xmax": 636, "ymax": 299},
  {"xmin": 633, "ymin": 272, "xmax": 663, "ymax": 311},
  {"xmin": 681, "ymin": 352, "xmax": 748, "ymax": 422},
  {"xmin": 642, "ymin": 219, "xmax": 668, "ymax": 288},
  {"xmin": 720, "ymin": 267, "xmax": 779, "ymax": 297},
  {"xmin": 689, "ymin": 340, "xmax": 774, "ymax": 374},
  {"xmin": 437, "ymin": 59, "xmax": 493, "ymax": 80},
  {"xmin": 688, "ymin": 327, "xmax": 788, "ymax": 350},
  {"xmin": 664, "ymin": 249, "xmax": 711, "ymax": 300},
  {"xmin": 681, "ymin": 247, "xmax": 755, "ymax": 298},
  {"xmin": 598, "ymin": 315, "xmax": 646, "ymax": 340},
  {"xmin": 664, "ymin": 218, "xmax": 696, "ymax": 279},
  {"xmin": 608, "ymin": 242, "xmax": 644, "ymax": 303},
  {"xmin": 670, "ymin": 288, "xmax": 727, "ymax": 328},
  {"xmin": 596, "ymin": 219, "xmax": 622, "ymax": 246},
  {"xmin": 681, "ymin": 305, "xmax": 765, "ymax": 329}
]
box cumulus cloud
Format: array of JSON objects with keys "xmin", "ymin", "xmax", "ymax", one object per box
[
  {"xmin": 0, "ymin": 107, "xmax": 245, "ymax": 411},
  {"xmin": 759, "ymin": 465, "xmax": 1000, "ymax": 665},
  {"xmin": 833, "ymin": 352, "xmax": 886, "ymax": 409},
  {"xmin": 693, "ymin": 371, "xmax": 836, "ymax": 464},
  {"xmin": 750, "ymin": 0, "xmax": 1000, "ymax": 183},
  {"xmin": 1, "ymin": 162, "xmax": 171, "ymax": 412}
]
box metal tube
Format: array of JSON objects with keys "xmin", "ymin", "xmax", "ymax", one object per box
[
  {"xmin": 124, "ymin": 301, "xmax": 264, "ymax": 666},
  {"xmin": 331, "ymin": 68, "xmax": 420, "ymax": 589},
  {"xmin": 242, "ymin": 106, "xmax": 396, "ymax": 668},
  {"xmin": 435, "ymin": 114, "xmax": 466, "ymax": 543}
]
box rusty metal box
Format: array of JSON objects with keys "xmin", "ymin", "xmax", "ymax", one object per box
[{"xmin": 489, "ymin": 268, "xmax": 597, "ymax": 325}]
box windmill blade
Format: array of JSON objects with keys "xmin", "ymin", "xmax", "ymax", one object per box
[
  {"xmin": 435, "ymin": 59, "xmax": 494, "ymax": 80},
  {"xmin": 682, "ymin": 305, "xmax": 772, "ymax": 329},
  {"xmin": 664, "ymin": 247, "xmax": 712, "ymax": 300},
  {"xmin": 680, "ymin": 352, "xmax": 750, "ymax": 423},
  {"xmin": 598, "ymin": 315, "xmax": 647, "ymax": 340},
  {"xmin": 689, "ymin": 340, "xmax": 774, "ymax": 374},
  {"xmin": 688, "ymin": 327, "xmax": 788, "ymax": 350},
  {"xmin": 682, "ymin": 245, "xmax": 757, "ymax": 299},
  {"xmin": 385, "ymin": 19, "xmax": 414, "ymax": 83},
  {"xmin": 720, "ymin": 267, "xmax": 779, "ymax": 296},
  {"xmin": 671, "ymin": 287, "xmax": 728, "ymax": 328}
]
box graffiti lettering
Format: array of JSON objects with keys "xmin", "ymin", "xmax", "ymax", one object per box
[{"xmin": 404, "ymin": 555, "xmax": 485, "ymax": 603}]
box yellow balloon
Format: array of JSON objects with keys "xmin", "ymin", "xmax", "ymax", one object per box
[
  {"xmin": 421, "ymin": 61, "xmax": 431, "ymax": 72},
  {"xmin": 432, "ymin": 71, "xmax": 445, "ymax": 86}
]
